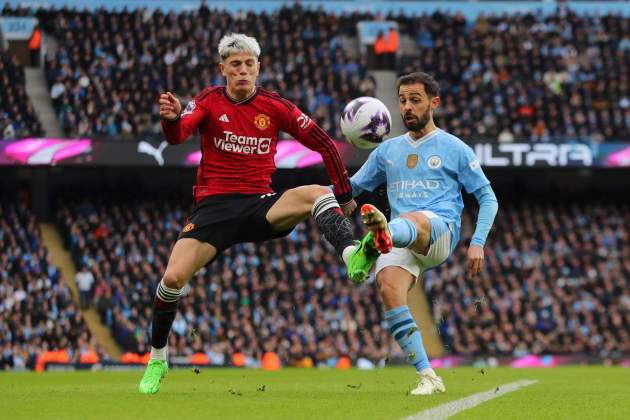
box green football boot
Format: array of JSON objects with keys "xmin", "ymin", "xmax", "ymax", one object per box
[
  {"xmin": 138, "ymin": 359, "xmax": 168, "ymax": 395},
  {"xmin": 347, "ymin": 231, "xmax": 379, "ymax": 285}
]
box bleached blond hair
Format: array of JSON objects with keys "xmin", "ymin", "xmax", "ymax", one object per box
[{"xmin": 218, "ymin": 33, "xmax": 261, "ymax": 61}]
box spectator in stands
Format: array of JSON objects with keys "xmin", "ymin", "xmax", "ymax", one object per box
[
  {"xmin": 384, "ymin": 26, "xmax": 399, "ymax": 70},
  {"xmin": 28, "ymin": 24, "xmax": 42, "ymax": 67},
  {"xmin": 76, "ymin": 265, "xmax": 94, "ymax": 309},
  {"xmin": 373, "ymin": 30, "xmax": 387, "ymax": 70}
]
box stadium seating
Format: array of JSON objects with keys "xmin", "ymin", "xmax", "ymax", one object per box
[
  {"xmin": 0, "ymin": 199, "xmax": 107, "ymax": 370},
  {"xmin": 57, "ymin": 197, "xmax": 390, "ymax": 366},
  {"xmin": 33, "ymin": 5, "xmax": 373, "ymax": 139},
  {"xmin": 0, "ymin": 50, "xmax": 43, "ymax": 139},
  {"xmin": 3, "ymin": 5, "xmax": 627, "ymax": 143},
  {"xmin": 398, "ymin": 11, "xmax": 629, "ymax": 142},
  {"xmin": 57, "ymin": 195, "xmax": 630, "ymax": 364},
  {"xmin": 426, "ymin": 199, "xmax": 630, "ymax": 360}
]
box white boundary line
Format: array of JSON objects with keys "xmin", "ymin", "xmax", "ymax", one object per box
[{"xmin": 403, "ymin": 379, "xmax": 539, "ymax": 420}]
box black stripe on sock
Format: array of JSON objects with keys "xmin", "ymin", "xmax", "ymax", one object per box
[{"xmin": 390, "ymin": 318, "xmax": 415, "ymax": 334}]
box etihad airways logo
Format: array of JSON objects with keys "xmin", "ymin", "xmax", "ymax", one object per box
[
  {"xmin": 389, "ymin": 179, "xmax": 441, "ymax": 199},
  {"xmin": 214, "ymin": 130, "xmax": 272, "ymax": 155}
]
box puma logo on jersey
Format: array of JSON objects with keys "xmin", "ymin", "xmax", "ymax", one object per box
[{"xmin": 219, "ymin": 114, "xmax": 229, "ymax": 123}]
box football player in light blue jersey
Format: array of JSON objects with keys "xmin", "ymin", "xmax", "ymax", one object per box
[{"xmin": 346, "ymin": 72, "xmax": 499, "ymax": 395}]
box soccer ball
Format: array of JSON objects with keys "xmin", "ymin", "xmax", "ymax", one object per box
[{"xmin": 340, "ymin": 97, "xmax": 392, "ymax": 149}]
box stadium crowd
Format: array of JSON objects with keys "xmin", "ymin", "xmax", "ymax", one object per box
[
  {"xmin": 57, "ymin": 194, "xmax": 630, "ymax": 366},
  {"xmin": 27, "ymin": 4, "xmax": 373, "ymax": 139},
  {"xmin": 0, "ymin": 49, "xmax": 43, "ymax": 139},
  {"xmin": 428, "ymin": 199, "xmax": 630, "ymax": 361},
  {"xmin": 0, "ymin": 199, "xmax": 107, "ymax": 371},
  {"xmin": 398, "ymin": 10, "xmax": 630, "ymax": 142},
  {"xmin": 2, "ymin": 5, "xmax": 627, "ymax": 143},
  {"xmin": 57, "ymin": 196, "xmax": 390, "ymax": 367}
]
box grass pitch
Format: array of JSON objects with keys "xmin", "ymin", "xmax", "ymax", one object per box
[{"xmin": 1, "ymin": 367, "xmax": 629, "ymax": 419}]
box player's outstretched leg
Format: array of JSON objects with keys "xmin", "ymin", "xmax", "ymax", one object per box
[
  {"xmin": 379, "ymin": 267, "xmax": 445, "ymax": 396},
  {"xmin": 386, "ymin": 305, "xmax": 444, "ymax": 395}
]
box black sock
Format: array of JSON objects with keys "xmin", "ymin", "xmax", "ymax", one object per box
[
  {"xmin": 151, "ymin": 279, "xmax": 181, "ymax": 349},
  {"xmin": 312, "ymin": 193, "xmax": 355, "ymax": 257}
]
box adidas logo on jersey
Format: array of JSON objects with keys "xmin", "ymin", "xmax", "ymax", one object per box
[{"xmin": 219, "ymin": 114, "xmax": 229, "ymax": 123}]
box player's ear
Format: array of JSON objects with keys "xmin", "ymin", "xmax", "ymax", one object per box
[
  {"xmin": 219, "ymin": 61, "xmax": 225, "ymax": 76},
  {"xmin": 431, "ymin": 96, "xmax": 440, "ymax": 110}
]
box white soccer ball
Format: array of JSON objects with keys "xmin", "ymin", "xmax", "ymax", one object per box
[{"xmin": 340, "ymin": 97, "xmax": 392, "ymax": 149}]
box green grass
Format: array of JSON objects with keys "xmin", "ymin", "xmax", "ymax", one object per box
[{"xmin": 1, "ymin": 367, "xmax": 629, "ymax": 419}]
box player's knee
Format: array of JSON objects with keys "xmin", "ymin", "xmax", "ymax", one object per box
[
  {"xmin": 400, "ymin": 212, "xmax": 430, "ymax": 232},
  {"xmin": 304, "ymin": 184, "xmax": 333, "ymax": 204},
  {"xmin": 377, "ymin": 274, "xmax": 404, "ymax": 306},
  {"xmin": 400, "ymin": 212, "xmax": 431, "ymax": 251},
  {"xmin": 162, "ymin": 270, "xmax": 188, "ymax": 290},
  {"xmin": 288, "ymin": 184, "xmax": 333, "ymax": 213}
]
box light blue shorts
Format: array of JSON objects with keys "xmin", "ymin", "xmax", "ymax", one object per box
[{"xmin": 375, "ymin": 210, "xmax": 455, "ymax": 278}]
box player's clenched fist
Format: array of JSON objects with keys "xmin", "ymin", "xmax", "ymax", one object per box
[{"xmin": 159, "ymin": 92, "xmax": 182, "ymax": 121}]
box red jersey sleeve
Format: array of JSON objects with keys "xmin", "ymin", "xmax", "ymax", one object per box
[
  {"xmin": 277, "ymin": 101, "xmax": 353, "ymax": 204},
  {"xmin": 161, "ymin": 91, "xmax": 210, "ymax": 145}
]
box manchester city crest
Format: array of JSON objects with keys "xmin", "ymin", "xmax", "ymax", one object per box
[{"xmin": 428, "ymin": 155, "xmax": 442, "ymax": 169}]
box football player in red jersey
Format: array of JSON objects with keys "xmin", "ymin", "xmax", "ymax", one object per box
[{"xmin": 139, "ymin": 33, "xmax": 361, "ymax": 394}]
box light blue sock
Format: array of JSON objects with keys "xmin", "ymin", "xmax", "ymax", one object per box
[
  {"xmin": 385, "ymin": 305, "xmax": 430, "ymax": 371},
  {"xmin": 388, "ymin": 218, "xmax": 418, "ymax": 248}
]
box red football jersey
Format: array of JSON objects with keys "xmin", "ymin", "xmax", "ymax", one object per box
[{"xmin": 161, "ymin": 87, "xmax": 352, "ymax": 204}]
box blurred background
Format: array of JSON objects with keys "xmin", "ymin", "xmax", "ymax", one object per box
[{"xmin": 1, "ymin": 0, "xmax": 629, "ymax": 372}]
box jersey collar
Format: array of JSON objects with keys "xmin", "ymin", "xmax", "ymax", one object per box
[
  {"xmin": 223, "ymin": 87, "xmax": 258, "ymax": 105},
  {"xmin": 404, "ymin": 128, "xmax": 440, "ymax": 148}
]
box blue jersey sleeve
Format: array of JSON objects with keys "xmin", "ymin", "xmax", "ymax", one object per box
[
  {"xmin": 350, "ymin": 146, "xmax": 386, "ymax": 196},
  {"xmin": 457, "ymin": 143, "xmax": 490, "ymax": 193},
  {"xmin": 471, "ymin": 185, "xmax": 498, "ymax": 246}
]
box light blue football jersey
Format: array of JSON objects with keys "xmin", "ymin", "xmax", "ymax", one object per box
[{"xmin": 351, "ymin": 128, "xmax": 490, "ymax": 246}]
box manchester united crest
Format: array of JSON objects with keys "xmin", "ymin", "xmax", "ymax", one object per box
[
  {"xmin": 407, "ymin": 154, "xmax": 419, "ymax": 169},
  {"xmin": 254, "ymin": 114, "xmax": 271, "ymax": 130}
]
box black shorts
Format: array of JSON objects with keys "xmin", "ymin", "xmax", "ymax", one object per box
[{"xmin": 178, "ymin": 192, "xmax": 293, "ymax": 253}]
